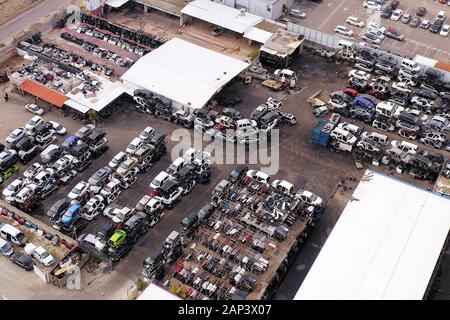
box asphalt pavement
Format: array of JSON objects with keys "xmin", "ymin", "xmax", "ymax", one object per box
[{"xmin": 0, "ymin": 0, "xmax": 73, "ymax": 43}]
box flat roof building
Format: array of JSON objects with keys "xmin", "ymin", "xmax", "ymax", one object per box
[{"xmin": 295, "ymin": 170, "xmax": 450, "ymax": 300}]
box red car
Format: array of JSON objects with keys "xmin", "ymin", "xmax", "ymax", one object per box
[
  {"xmin": 390, "ymin": 0, "xmax": 400, "ymax": 9},
  {"xmin": 340, "ymin": 88, "xmax": 358, "ymax": 98},
  {"xmin": 439, "ymin": 0, "xmax": 448, "ymax": 4}
]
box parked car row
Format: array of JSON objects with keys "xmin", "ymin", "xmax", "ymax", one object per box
[
  {"xmin": 134, "ymin": 90, "xmax": 297, "ymax": 144},
  {"xmin": 1, "ymin": 124, "xmax": 105, "ymax": 213},
  {"xmin": 49, "ymin": 127, "xmax": 166, "ymax": 236},
  {"xmin": 311, "ymin": 114, "xmax": 446, "ymax": 182},
  {"xmin": 0, "ymin": 221, "xmax": 54, "ymax": 271}
]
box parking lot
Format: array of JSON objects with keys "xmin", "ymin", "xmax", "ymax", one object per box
[{"xmin": 289, "ymin": 0, "xmax": 450, "ymax": 62}]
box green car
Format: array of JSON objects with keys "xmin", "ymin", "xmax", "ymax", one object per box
[
  {"xmin": 108, "ymin": 230, "xmax": 127, "ymax": 248},
  {"xmin": 0, "ymin": 164, "xmax": 19, "ymax": 182}
]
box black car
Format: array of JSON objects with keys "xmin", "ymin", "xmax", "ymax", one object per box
[
  {"xmin": 222, "ymin": 108, "xmax": 244, "ymax": 121},
  {"xmin": 0, "ymin": 143, "xmax": 4, "ymax": 153},
  {"xmin": 47, "ymin": 197, "xmax": 70, "ymax": 222},
  {"xmin": 416, "ymin": 7, "xmax": 426, "ymax": 17},
  {"xmin": 417, "ymin": 89, "xmax": 437, "ymax": 101},
  {"xmin": 216, "ymin": 96, "xmax": 242, "ymax": 107},
  {"xmin": 0, "ymin": 149, "xmax": 18, "ymax": 171},
  {"xmin": 409, "ymin": 16, "xmax": 421, "ymax": 28},
  {"xmin": 88, "ymin": 166, "xmax": 112, "ymax": 189},
  {"xmin": 381, "ymin": 7, "xmax": 393, "ymax": 19},
  {"xmin": 16, "ymin": 137, "xmax": 37, "ymax": 163},
  {"xmin": 229, "ymin": 164, "xmax": 248, "ymax": 183},
  {"xmin": 350, "ymin": 107, "xmax": 373, "ymax": 123},
  {"xmin": 181, "ymin": 212, "xmax": 199, "ymax": 233},
  {"xmin": 10, "ymin": 252, "xmax": 34, "ymax": 271},
  {"xmin": 385, "ymin": 29, "xmax": 404, "ymax": 41},
  {"xmin": 429, "ymin": 19, "xmax": 444, "ymax": 33}
]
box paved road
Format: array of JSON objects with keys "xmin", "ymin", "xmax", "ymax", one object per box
[{"xmin": 0, "ymin": 0, "xmax": 73, "ymax": 43}]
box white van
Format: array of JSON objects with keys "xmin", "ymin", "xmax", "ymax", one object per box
[
  {"xmin": 0, "ymin": 224, "xmax": 27, "ymax": 246},
  {"xmin": 400, "ymin": 59, "xmax": 421, "ymax": 73},
  {"xmin": 149, "ymin": 171, "xmax": 170, "ymax": 190},
  {"xmin": 337, "ymin": 39, "xmax": 356, "ymax": 52},
  {"xmin": 166, "ymin": 157, "xmax": 186, "ymax": 176}
]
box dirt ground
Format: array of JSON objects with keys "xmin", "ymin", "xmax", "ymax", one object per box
[{"xmin": 0, "ymin": 0, "xmax": 41, "ymax": 26}]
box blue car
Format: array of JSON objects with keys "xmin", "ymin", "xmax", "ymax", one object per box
[
  {"xmin": 352, "ymin": 96, "xmax": 374, "ymax": 110},
  {"xmin": 61, "ymin": 204, "xmax": 81, "ymax": 225},
  {"xmin": 62, "ymin": 136, "xmax": 78, "ymax": 152}
]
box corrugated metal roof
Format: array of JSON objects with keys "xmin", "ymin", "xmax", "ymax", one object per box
[
  {"xmin": 181, "ymin": 0, "xmax": 263, "ymax": 34},
  {"xmin": 20, "ymin": 79, "xmax": 68, "ymax": 107}
]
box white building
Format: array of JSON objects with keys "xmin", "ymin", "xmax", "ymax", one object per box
[
  {"xmin": 213, "ymin": 0, "xmax": 294, "ymax": 20},
  {"xmin": 121, "ymin": 37, "xmax": 249, "ymax": 111},
  {"xmin": 296, "ymin": 170, "xmax": 450, "ymax": 300}
]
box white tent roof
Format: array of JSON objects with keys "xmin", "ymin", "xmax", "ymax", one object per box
[
  {"xmin": 121, "ymin": 38, "xmax": 249, "ymax": 110},
  {"xmin": 105, "ymin": 0, "xmax": 130, "ymax": 8},
  {"xmin": 295, "ymin": 170, "xmax": 450, "ymax": 300},
  {"xmin": 65, "ymin": 72, "xmax": 129, "ymax": 113},
  {"xmin": 243, "ymin": 27, "xmax": 273, "ymax": 44},
  {"xmin": 181, "ymin": 0, "xmax": 263, "ymax": 34},
  {"xmin": 137, "ymin": 283, "xmax": 181, "ymax": 300}
]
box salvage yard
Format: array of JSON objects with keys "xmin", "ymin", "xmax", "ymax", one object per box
[
  {"xmin": 290, "ymin": 0, "xmax": 450, "ymax": 62},
  {"xmin": 1, "ymin": 46, "xmax": 447, "ymax": 299}
]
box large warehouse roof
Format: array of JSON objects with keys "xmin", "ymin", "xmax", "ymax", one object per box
[
  {"xmin": 295, "ymin": 170, "xmax": 450, "ymax": 300},
  {"xmin": 121, "ymin": 38, "xmax": 249, "ymax": 109},
  {"xmin": 181, "ymin": 0, "xmax": 263, "ymax": 34}
]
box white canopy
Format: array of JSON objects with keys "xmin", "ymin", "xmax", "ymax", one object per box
[
  {"xmin": 105, "ymin": 0, "xmax": 130, "ymax": 8},
  {"xmin": 181, "ymin": 0, "xmax": 263, "ymax": 34},
  {"xmin": 243, "ymin": 27, "xmax": 273, "ymax": 44},
  {"xmin": 137, "ymin": 283, "xmax": 181, "ymax": 300},
  {"xmin": 121, "ymin": 38, "xmax": 249, "ymax": 110},
  {"xmin": 295, "ymin": 170, "xmax": 450, "ymax": 300}
]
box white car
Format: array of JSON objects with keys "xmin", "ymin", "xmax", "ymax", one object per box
[
  {"xmin": 362, "ymin": 0, "xmax": 381, "ymax": 10},
  {"xmin": 23, "ymin": 162, "xmax": 44, "ymax": 180},
  {"xmin": 52, "ymin": 155, "xmax": 76, "ymax": 174},
  {"xmin": 367, "ymin": 22, "xmax": 386, "ymax": 33},
  {"xmin": 346, "ymin": 16, "xmax": 365, "ymax": 28},
  {"xmin": 392, "ymin": 82, "xmax": 412, "ymax": 93},
  {"xmin": 25, "ymin": 116, "xmax": 43, "ymax": 132},
  {"xmin": 68, "ymin": 181, "xmax": 90, "ymax": 202},
  {"xmin": 108, "ymin": 151, "xmax": 127, "ymax": 169},
  {"xmin": 24, "ymin": 243, "xmax": 54, "ymax": 267},
  {"xmin": 440, "ymin": 24, "xmax": 450, "ymax": 37},
  {"xmin": 49, "ymin": 121, "xmax": 67, "ymax": 135},
  {"xmin": 289, "ymin": 9, "xmax": 306, "ymax": 19},
  {"xmin": 348, "ymin": 69, "xmax": 371, "ymax": 81},
  {"xmin": 391, "ymin": 9, "xmax": 403, "ymax": 21},
  {"xmin": 390, "ymin": 140, "xmax": 418, "ymax": 154},
  {"xmin": 295, "ymin": 190, "xmax": 323, "ymax": 209},
  {"xmin": 138, "ymin": 126, "xmax": 154, "ymax": 141},
  {"xmin": 335, "ymin": 25, "xmax": 353, "ymax": 36},
  {"xmin": 2, "ymin": 178, "xmax": 25, "ymax": 203},
  {"xmin": 25, "ymin": 103, "xmax": 44, "ymax": 115},
  {"xmin": 126, "ymin": 137, "xmax": 143, "ymax": 155}
]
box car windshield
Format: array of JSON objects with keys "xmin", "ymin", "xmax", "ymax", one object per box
[
  {"xmin": 7, "ymin": 184, "xmax": 16, "ymax": 191},
  {"xmin": 1, "ymin": 243, "xmax": 11, "ymax": 252},
  {"xmin": 72, "ymin": 187, "xmax": 81, "ymax": 194},
  {"xmin": 40, "ymin": 251, "xmax": 49, "ymax": 259},
  {"xmin": 28, "ymin": 119, "xmax": 36, "ymax": 126},
  {"xmin": 310, "ymin": 194, "xmax": 317, "ymax": 201},
  {"xmin": 16, "ymin": 233, "xmax": 25, "ymax": 241},
  {"xmin": 128, "ymin": 143, "xmax": 137, "ymax": 150},
  {"xmin": 120, "ymin": 162, "xmax": 130, "ymax": 170}
]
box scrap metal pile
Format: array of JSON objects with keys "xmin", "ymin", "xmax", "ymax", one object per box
[{"xmin": 141, "ymin": 166, "xmax": 324, "ymax": 300}]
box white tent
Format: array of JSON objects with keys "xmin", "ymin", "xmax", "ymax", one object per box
[
  {"xmin": 137, "ymin": 283, "xmax": 181, "ymax": 300},
  {"xmin": 295, "ymin": 170, "xmax": 450, "ymax": 300},
  {"xmin": 121, "ymin": 38, "xmax": 249, "ymax": 110}
]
